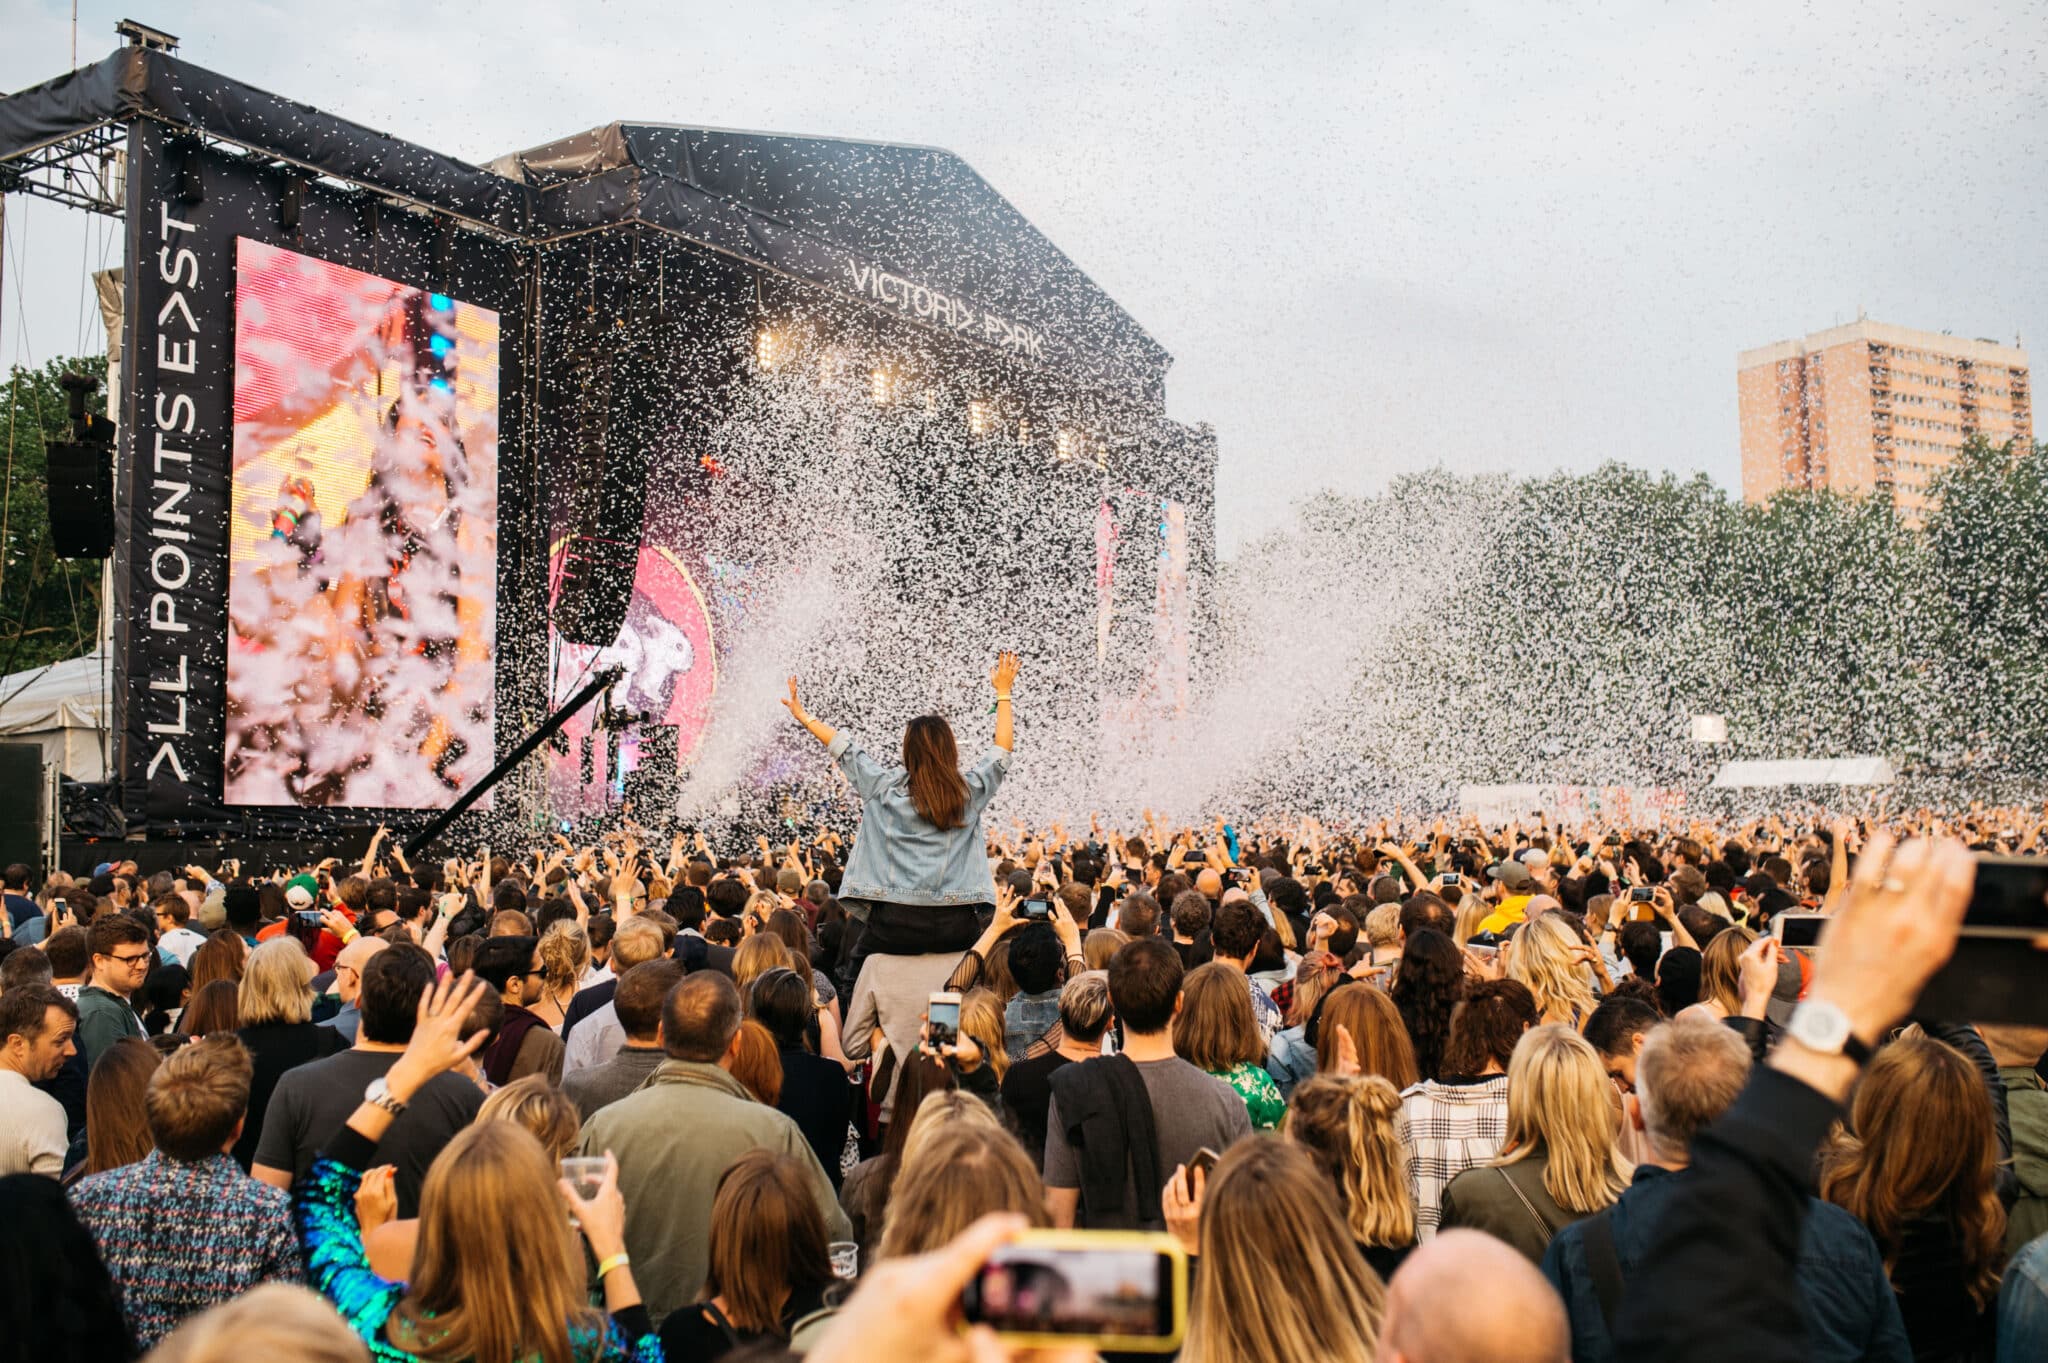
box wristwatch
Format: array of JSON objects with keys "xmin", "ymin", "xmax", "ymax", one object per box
[
  {"xmin": 364, "ymin": 1076, "xmax": 409, "ymax": 1117},
  {"xmin": 1784, "ymin": 999, "xmax": 1874, "ymax": 1066}
]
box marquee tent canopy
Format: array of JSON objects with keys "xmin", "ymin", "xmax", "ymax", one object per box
[{"xmin": 0, "ymin": 652, "xmax": 111, "ymax": 782}]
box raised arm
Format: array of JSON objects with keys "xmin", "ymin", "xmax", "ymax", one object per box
[
  {"xmin": 991, "ymin": 650, "xmax": 1019, "ymax": 753},
  {"xmin": 781, "ymin": 678, "xmax": 837, "ymax": 748}
]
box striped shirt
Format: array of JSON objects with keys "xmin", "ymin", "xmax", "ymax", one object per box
[
  {"xmin": 71, "ymin": 1149, "xmax": 303, "ymax": 1349},
  {"xmin": 1400, "ymin": 1074, "xmax": 1510, "ymax": 1239}
]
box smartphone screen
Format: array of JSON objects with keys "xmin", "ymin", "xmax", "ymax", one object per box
[
  {"xmin": 962, "ymin": 1238, "xmax": 1182, "ymax": 1347},
  {"xmin": 927, "ymin": 997, "xmax": 961, "ymax": 1046},
  {"xmin": 1963, "ymin": 856, "xmax": 2048, "ymax": 934},
  {"xmin": 1774, "ymin": 914, "xmax": 1826, "ymax": 948},
  {"xmin": 1021, "ymin": 898, "xmax": 1053, "ymax": 922},
  {"xmin": 1915, "ymin": 855, "xmax": 2048, "ymax": 1024}
]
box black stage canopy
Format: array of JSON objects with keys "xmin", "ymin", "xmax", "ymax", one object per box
[{"xmin": 2, "ymin": 46, "xmax": 1170, "ymax": 398}]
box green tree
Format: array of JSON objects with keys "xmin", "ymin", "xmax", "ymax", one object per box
[{"xmin": 0, "ymin": 355, "xmax": 107, "ymax": 678}]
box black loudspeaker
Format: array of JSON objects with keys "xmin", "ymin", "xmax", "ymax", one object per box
[
  {"xmin": 46, "ymin": 438, "xmax": 114, "ymax": 558},
  {"xmin": 551, "ymin": 326, "xmax": 656, "ymax": 648},
  {"xmin": 0, "ymin": 744, "xmax": 44, "ymax": 872}
]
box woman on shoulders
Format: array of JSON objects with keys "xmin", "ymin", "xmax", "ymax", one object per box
[{"xmin": 781, "ymin": 653, "xmax": 1018, "ymax": 963}]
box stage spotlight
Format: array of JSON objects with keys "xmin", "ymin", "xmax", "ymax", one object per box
[
  {"xmin": 869, "ymin": 367, "xmax": 897, "ymax": 405},
  {"xmin": 754, "ymin": 327, "xmax": 782, "ymax": 369},
  {"xmin": 1055, "ymin": 427, "xmax": 1082, "ymax": 462},
  {"xmin": 967, "ymin": 399, "xmax": 993, "ymax": 436},
  {"xmin": 1017, "ymin": 417, "xmax": 1032, "ymax": 447}
]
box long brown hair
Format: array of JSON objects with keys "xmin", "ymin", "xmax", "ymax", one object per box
[
  {"xmin": 959, "ymin": 988, "xmax": 1011, "ymax": 1082},
  {"xmin": 1315, "ymin": 984, "xmax": 1420, "ymax": 1090},
  {"xmin": 1175, "ymin": 962, "xmax": 1265, "ymax": 1072},
  {"xmin": 179, "ymin": 979, "xmax": 241, "ymax": 1037},
  {"xmin": 187, "ymin": 932, "xmax": 246, "ymax": 994},
  {"xmin": 83, "ymin": 1037, "xmax": 163, "ymax": 1175},
  {"xmin": 391, "ymin": 1120, "xmax": 600, "ymax": 1363},
  {"xmin": 1184, "ymin": 1139, "xmax": 1384, "ymax": 1363},
  {"xmin": 1820, "ymin": 1032, "xmax": 2007, "ymax": 1309},
  {"xmin": 702, "ymin": 1150, "xmax": 835, "ymax": 1334},
  {"xmin": 877, "ymin": 1122, "xmax": 1048, "ymax": 1260},
  {"xmin": 902, "ymin": 716, "xmax": 969, "ymax": 829}
]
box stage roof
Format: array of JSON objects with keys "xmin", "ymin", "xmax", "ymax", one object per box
[{"xmin": 0, "ymin": 45, "xmax": 1168, "ymax": 394}]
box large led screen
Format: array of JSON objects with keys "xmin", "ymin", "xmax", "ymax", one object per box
[{"xmin": 225, "ymin": 238, "xmax": 500, "ymax": 807}]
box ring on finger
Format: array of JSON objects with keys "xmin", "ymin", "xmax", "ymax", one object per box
[{"xmin": 1880, "ymin": 877, "xmax": 1907, "ymax": 893}]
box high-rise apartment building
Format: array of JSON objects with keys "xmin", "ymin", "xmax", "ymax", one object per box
[{"xmin": 1738, "ymin": 319, "xmax": 2031, "ymax": 521}]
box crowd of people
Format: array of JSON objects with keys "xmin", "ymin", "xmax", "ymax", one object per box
[{"xmin": 1, "ymin": 657, "xmax": 2045, "ymax": 1362}]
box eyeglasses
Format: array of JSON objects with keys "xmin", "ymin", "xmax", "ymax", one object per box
[{"xmin": 105, "ymin": 951, "xmax": 153, "ymax": 967}]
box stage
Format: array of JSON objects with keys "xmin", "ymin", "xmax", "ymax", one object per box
[{"xmin": 0, "ymin": 29, "xmax": 1217, "ymax": 848}]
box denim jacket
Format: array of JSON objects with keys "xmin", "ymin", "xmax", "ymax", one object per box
[
  {"xmin": 1542, "ymin": 1163, "xmax": 1910, "ymax": 1363},
  {"xmin": 829, "ymin": 732, "xmax": 1009, "ymax": 908}
]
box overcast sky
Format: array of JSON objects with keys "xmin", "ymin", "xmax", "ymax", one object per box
[{"xmin": 3, "ymin": 0, "xmax": 2042, "ymax": 553}]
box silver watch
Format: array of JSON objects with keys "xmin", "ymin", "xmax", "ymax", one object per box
[
  {"xmin": 1784, "ymin": 999, "xmax": 1873, "ymax": 1065},
  {"xmin": 364, "ymin": 1076, "xmax": 409, "ymax": 1117}
]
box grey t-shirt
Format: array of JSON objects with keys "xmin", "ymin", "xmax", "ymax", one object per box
[
  {"xmin": 1042, "ymin": 1056, "xmax": 1251, "ymax": 1223},
  {"xmin": 252, "ymin": 1048, "xmax": 484, "ymax": 1218}
]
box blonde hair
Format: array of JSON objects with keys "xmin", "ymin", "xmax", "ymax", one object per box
[
  {"xmin": 476, "ymin": 1074, "xmax": 583, "ymax": 1161},
  {"xmin": 1286, "ymin": 954, "xmax": 1346, "ymax": 1030},
  {"xmin": 877, "ymin": 1122, "xmax": 1048, "ymax": 1260},
  {"xmin": 1284, "ymin": 1074, "xmax": 1415, "ymax": 1248},
  {"xmin": 1505, "ymin": 914, "xmax": 1597, "ymax": 1025},
  {"xmin": 146, "ymin": 1283, "xmax": 369, "ymax": 1363},
  {"xmin": 237, "ymin": 937, "xmax": 314, "ymax": 1027},
  {"xmin": 1174, "ymin": 962, "xmax": 1265, "ymax": 1073},
  {"xmin": 1494, "ymin": 1024, "xmax": 1631, "ymax": 1214},
  {"xmin": 1698, "ymin": 925, "xmax": 1757, "ymax": 1015},
  {"xmin": 1184, "ymin": 1139, "xmax": 1383, "ymax": 1363},
  {"xmin": 959, "ymin": 988, "xmax": 1009, "ymax": 1082},
  {"xmin": 1364, "ymin": 903, "xmax": 1402, "ymax": 949},
  {"xmin": 1452, "ymin": 894, "xmax": 1488, "ymax": 947},
  {"xmin": 392, "ymin": 1120, "xmax": 600, "ymax": 1363},
  {"xmin": 535, "ymin": 923, "xmax": 589, "ymax": 993},
  {"xmin": 732, "ymin": 934, "xmax": 794, "ymax": 997},
  {"xmin": 899, "ymin": 1088, "xmax": 1004, "ymax": 1172}
]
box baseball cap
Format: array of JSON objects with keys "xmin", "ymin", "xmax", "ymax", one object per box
[
  {"xmin": 1766, "ymin": 954, "xmax": 1808, "ymax": 1027},
  {"xmin": 1518, "ymin": 848, "xmax": 1549, "ymax": 870},
  {"xmin": 1488, "ymin": 861, "xmax": 1534, "ymax": 892}
]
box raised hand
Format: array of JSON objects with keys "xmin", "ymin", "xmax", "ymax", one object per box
[{"xmin": 991, "ymin": 649, "xmax": 1020, "ymax": 694}]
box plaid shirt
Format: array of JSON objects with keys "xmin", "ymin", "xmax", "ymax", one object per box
[
  {"xmin": 71, "ymin": 1149, "xmax": 303, "ymax": 1350},
  {"xmin": 1400, "ymin": 1074, "xmax": 1510, "ymax": 1239}
]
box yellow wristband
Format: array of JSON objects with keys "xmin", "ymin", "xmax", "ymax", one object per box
[
  {"xmin": 994, "ymin": 692, "xmax": 1013, "ymax": 701},
  {"xmin": 596, "ymin": 1252, "xmax": 631, "ymax": 1279},
  {"xmin": 338, "ymin": 927, "xmax": 359, "ymax": 945}
]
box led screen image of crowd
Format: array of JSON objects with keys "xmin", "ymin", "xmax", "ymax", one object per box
[{"xmin": 225, "ymin": 239, "xmax": 501, "ymax": 810}]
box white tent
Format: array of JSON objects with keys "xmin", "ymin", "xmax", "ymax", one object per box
[
  {"xmin": 1710, "ymin": 757, "xmax": 1895, "ymax": 789},
  {"xmin": 0, "ymin": 651, "xmax": 111, "ymax": 781}
]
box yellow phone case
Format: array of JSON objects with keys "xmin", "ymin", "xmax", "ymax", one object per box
[{"xmin": 964, "ymin": 1228, "xmax": 1188, "ymax": 1354}]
